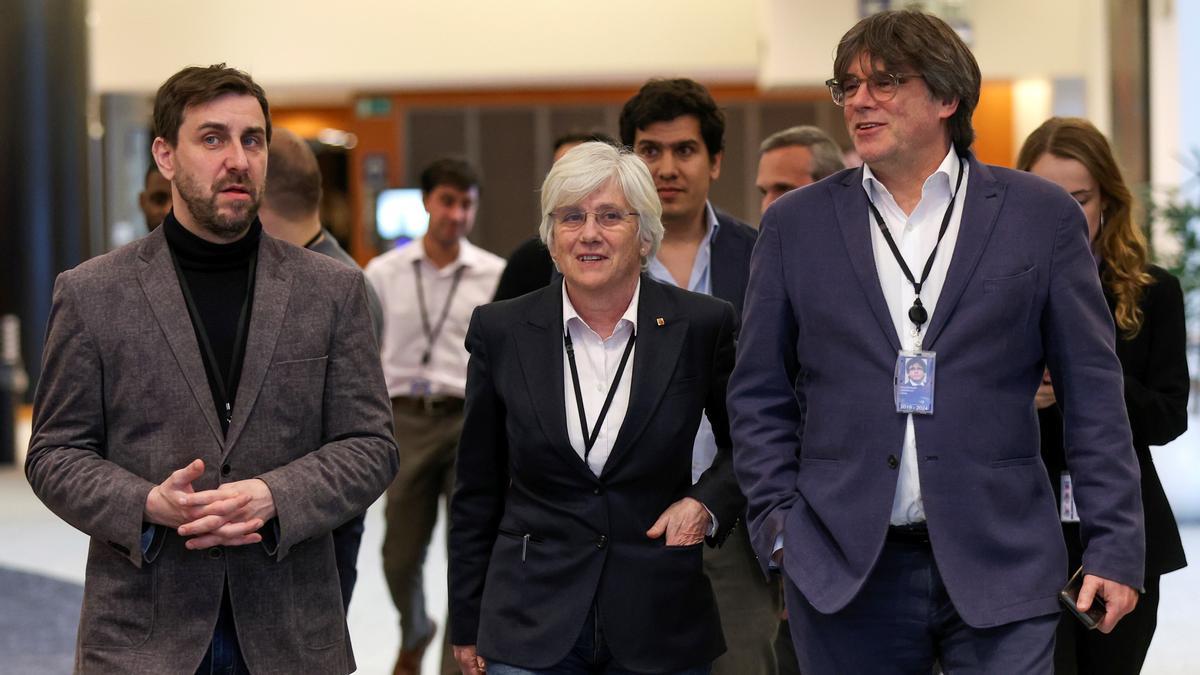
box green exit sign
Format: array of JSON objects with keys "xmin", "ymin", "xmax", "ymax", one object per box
[{"xmin": 356, "ymin": 97, "xmax": 392, "ymax": 118}]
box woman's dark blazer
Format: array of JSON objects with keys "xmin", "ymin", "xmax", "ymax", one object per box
[
  {"xmin": 1040, "ymin": 263, "xmax": 1188, "ymax": 576},
  {"xmin": 448, "ymin": 276, "xmax": 741, "ymax": 672}
]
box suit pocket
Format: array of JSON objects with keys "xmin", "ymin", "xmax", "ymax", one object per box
[
  {"xmin": 982, "ymin": 266, "xmax": 1036, "ymax": 297},
  {"xmin": 80, "ymin": 546, "xmax": 157, "ymax": 648},
  {"xmin": 981, "ymin": 266, "xmax": 1037, "ymax": 341},
  {"xmin": 289, "ymin": 536, "xmax": 345, "ymax": 649},
  {"xmin": 663, "ymin": 375, "xmax": 699, "ymax": 399},
  {"xmin": 261, "ymin": 356, "xmax": 328, "ymax": 448},
  {"xmin": 496, "ymin": 528, "xmax": 543, "ymax": 563},
  {"xmin": 990, "ymin": 455, "xmax": 1039, "ymax": 468}
]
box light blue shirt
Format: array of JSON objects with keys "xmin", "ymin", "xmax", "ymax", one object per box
[{"xmin": 647, "ymin": 202, "xmax": 721, "ymax": 483}]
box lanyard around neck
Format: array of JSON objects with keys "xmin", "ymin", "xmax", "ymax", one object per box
[
  {"xmin": 867, "ymin": 158, "xmax": 966, "ymax": 332},
  {"xmin": 170, "ymin": 249, "xmax": 257, "ymax": 430},
  {"xmin": 413, "ymin": 259, "xmax": 466, "ymax": 366},
  {"xmin": 564, "ymin": 327, "xmax": 636, "ymax": 458}
]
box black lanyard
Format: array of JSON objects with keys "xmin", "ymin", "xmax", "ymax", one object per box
[
  {"xmin": 413, "ymin": 260, "xmax": 466, "ymax": 366},
  {"xmin": 867, "ymin": 158, "xmax": 965, "ymax": 331},
  {"xmin": 170, "ymin": 249, "xmax": 257, "ymax": 431},
  {"xmin": 564, "ymin": 328, "xmax": 636, "ymax": 458}
]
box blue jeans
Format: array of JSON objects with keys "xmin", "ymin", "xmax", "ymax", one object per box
[
  {"xmin": 487, "ymin": 604, "xmax": 712, "ymax": 675},
  {"xmin": 195, "ymin": 584, "xmax": 250, "ymax": 675}
]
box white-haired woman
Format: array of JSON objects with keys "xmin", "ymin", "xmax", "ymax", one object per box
[{"xmin": 448, "ymin": 143, "xmax": 741, "ymax": 675}]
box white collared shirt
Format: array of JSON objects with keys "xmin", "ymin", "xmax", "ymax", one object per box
[
  {"xmin": 365, "ymin": 238, "xmax": 505, "ymax": 399},
  {"xmin": 647, "ymin": 202, "xmax": 721, "ymax": 483},
  {"xmin": 863, "ymin": 147, "xmax": 969, "ymax": 525},
  {"xmin": 562, "ymin": 280, "xmax": 639, "ymax": 477}
]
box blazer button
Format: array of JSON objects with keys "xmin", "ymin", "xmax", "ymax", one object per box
[
  {"xmin": 208, "ymin": 547, "xmax": 223, "ymax": 559},
  {"xmin": 887, "ymin": 455, "xmax": 899, "ymax": 470},
  {"xmin": 593, "ymin": 486, "xmax": 603, "ymax": 495},
  {"xmin": 221, "ymin": 463, "xmax": 232, "ymax": 476},
  {"xmin": 595, "ymin": 535, "xmax": 608, "ymax": 549}
]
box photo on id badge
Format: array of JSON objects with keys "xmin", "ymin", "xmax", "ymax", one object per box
[{"xmin": 895, "ymin": 351, "xmax": 934, "ymax": 414}]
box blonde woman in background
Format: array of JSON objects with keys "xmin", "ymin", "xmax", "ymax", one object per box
[{"xmin": 1018, "ymin": 116, "xmax": 1189, "ymax": 675}]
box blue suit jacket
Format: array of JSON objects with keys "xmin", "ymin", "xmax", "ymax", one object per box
[{"xmin": 728, "ymin": 154, "xmax": 1144, "ymax": 628}]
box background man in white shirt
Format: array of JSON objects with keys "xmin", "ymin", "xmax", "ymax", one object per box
[{"xmin": 365, "ymin": 158, "xmax": 505, "ymax": 675}]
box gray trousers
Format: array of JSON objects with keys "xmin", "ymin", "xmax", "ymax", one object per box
[
  {"xmin": 704, "ymin": 523, "xmax": 782, "ymax": 675},
  {"xmin": 382, "ymin": 399, "xmax": 463, "ymax": 673}
]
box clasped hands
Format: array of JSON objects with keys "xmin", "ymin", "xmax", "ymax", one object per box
[{"xmin": 143, "ymin": 459, "xmax": 275, "ymax": 549}]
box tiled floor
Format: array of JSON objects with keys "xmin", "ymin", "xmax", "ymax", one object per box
[{"xmin": 4, "ymin": 416, "xmax": 1200, "ymax": 674}]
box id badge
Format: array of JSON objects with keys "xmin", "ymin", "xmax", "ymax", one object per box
[
  {"xmin": 409, "ymin": 377, "xmax": 432, "ymax": 397},
  {"xmin": 1059, "ymin": 471, "xmax": 1080, "ymax": 522},
  {"xmin": 894, "ymin": 350, "xmax": 935, "ymax": 415}
]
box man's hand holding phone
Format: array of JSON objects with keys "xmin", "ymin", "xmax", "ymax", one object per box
[{"xmin": 1060, "ymin": 567, "xmax": 1139, "ymax": 633}]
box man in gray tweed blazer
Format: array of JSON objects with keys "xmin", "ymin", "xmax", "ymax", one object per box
[{"xmin": 25, "ymin": 64, "xmax": 397, "ymax": 674}]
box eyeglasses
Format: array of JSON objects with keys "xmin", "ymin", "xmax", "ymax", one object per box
[
  {"xmin": 551, "ymin": 208, "xmax": 638, "ymax": 230},
  {"xmin": 824, "ymin": 72, "xmax": 923, "ymax": 106}
]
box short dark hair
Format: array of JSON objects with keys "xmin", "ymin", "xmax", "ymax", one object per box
[
  {"xmin": 619, "ymin": 78, "xmax": 725, "ymax": 158},
  {"xmin": 419, "ymin": 158, "xmax": 481, "ymax": 195},
  {"xmin": 153, "ymin": 63, "xmax": 271, "ymax": 146},
  {"xmin": 265, "ymin": 129, "xmax": 322, "ymax": 220},
  {"xmin": 553, "ymin": 130, "xmax": 618, "ymax": 154},
  {"xmin": 833, "ymin": 10, "xmax": 980, "ymax": 151}
]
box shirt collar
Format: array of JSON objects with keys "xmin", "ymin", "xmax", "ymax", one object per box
[
  {"xmin": 562, "ymin": 277, "xmax": 641, "ymax": 337},
  {"xmin": 862, "ymin": 145, "xmax": 962, "ymax": 204},
  {"xmin": 703, "ymin": 201, "xmax": 721, "ymax": 244},
  {"xmin": 402, "ymin": 236, "xmax": 481, "ymax": 270}
]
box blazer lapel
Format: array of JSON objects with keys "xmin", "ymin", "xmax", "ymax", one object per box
[
  {"xmin": 223, "ymin": 236, "xmax": 292, "ymax": 456},
  {"xmin": 514, "ymin": 281, "xmax": 595, "ymax": 480},
  {"xmin": 709, "ymin": 212, "xmax": 751, "ymax": 314},
  {"xmin": 136, "ymin": 230, "xmax": 224, "ymax": 446},
  {"xmin": 922, "ymin": 156, "xmax": 1005, "ymax": 350},
  {"xmin": 833, "ymin": 171, "xmax": 902, "ymax": 352},
  {"xmin": 601, "ymin": 278, "xmax": 686, "ymax": 478}
]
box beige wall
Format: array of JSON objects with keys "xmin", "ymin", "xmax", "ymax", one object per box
[
  {"xmin": 756, "ymin": 0, "xmax": 1109, "ymax": 154},
  {"xmin": 88, "ymin": 0, "xmax": 759, "ymax": 100},
  {"xmin": 758, "ymin": 0, "xmax": 1105, "ymax": 84}
]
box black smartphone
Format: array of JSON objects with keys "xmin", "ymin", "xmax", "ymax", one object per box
[{"xmin": 1059, "ymin": 566, "xmax": 1106, "ymax": 630}]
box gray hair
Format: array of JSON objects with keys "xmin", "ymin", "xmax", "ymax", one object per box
[
  {"xmin": 539, "ymin": 142, "xmax": 664, "ymax": 268},
  {"xmin": 759, "ymin": 126, "xmax": 846, "ymax": 181}
]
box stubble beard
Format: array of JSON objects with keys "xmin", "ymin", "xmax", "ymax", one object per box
[{"xmin": 175, "ymin": 171, "xmax": 260, "ymax": 241}]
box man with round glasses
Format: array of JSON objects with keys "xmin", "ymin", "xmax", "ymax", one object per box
[{"xmin": 730, "ymin": 9, "xmax": 1142, "ymax": 673}]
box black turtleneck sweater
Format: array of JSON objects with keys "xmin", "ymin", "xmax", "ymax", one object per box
[{"xmin": 163, "ymin": 212, "xmax": 260, "ymax": 434}]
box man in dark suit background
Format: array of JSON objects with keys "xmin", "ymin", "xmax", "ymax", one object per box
[
  {"xmin": 26, "ymin": 64, "xmax": 397, "ymax": 674},
  {"xmin": 729, "ymin": 10, "xmax": 1143, "ymax": 673},
  {"xmin": 619, "ymin": 78, "xmax": 775, "ymax": 675},
  {"xmin": 449, "ymin": 141, "xmax": 742, "ymax": 674}
]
